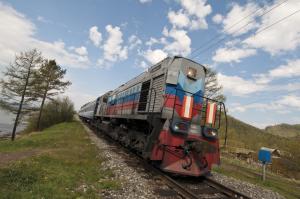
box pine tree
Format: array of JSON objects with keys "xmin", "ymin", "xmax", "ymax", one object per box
[
  {"xmin": 0, "ymin": 49, "xmax": 43, "ymax": 140},
  {"xmin": 33, "ymin": 60, "xmax": 71, "ymax": 131}
]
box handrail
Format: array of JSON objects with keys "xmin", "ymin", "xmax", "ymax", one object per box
[
  {"xmin": 169, "ymin": 87, "xmax": 226, "ymax": 131},
  {"xmin": 221, "ymin": 102, "xmax": 228, "ymax": 148}
]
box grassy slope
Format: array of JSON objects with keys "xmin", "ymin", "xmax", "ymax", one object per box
[
  {"xmin": 265, "ymin": 124, "xmax": 300, "ymax": 138},
  {"xmin": 215, "ymin": 115, "xmax": 300, "ymax": 199},
  {"xmin": 0, "ymin": 121, "xmax": 119, "ymax": 199},
  {"xmin": 219, "ymin": 115, "xmax": 300, "ymax": 166}
]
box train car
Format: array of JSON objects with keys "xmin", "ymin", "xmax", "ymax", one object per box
[
  {"xmin": 79, "ymin": 56, "xmax": 227, "ymax": 177},
  {"xmin": 78, "ymin": 99, "xmax": 99, "ymax": 122}
]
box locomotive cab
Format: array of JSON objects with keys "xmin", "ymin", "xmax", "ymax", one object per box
[{"xmin": 150, "ymin": 56, "xmax": 226, "ymax": 176}]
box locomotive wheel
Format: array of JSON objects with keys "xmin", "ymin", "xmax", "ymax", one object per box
[
  {"xmin": 136, "ymin": 137, "xmax": 146, "ymax": 154},
  {"xmin": 124, "ymin": 134, "xmax": 131, "ymax": 147}
]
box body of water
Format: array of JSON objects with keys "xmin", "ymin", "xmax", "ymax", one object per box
[{"xmin": 0, "ymin": 108, "xmax": 25, "ymax": 137}]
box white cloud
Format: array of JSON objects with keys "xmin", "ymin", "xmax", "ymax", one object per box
[
  {"xmin": 37, "ymin": 16, "xmax": 51, "ymax": 23},
  {"xmin": 167, "ymin": 0, "xmax": 212, "ymax": 30},
  {"xmin": 269, "ymin": 59, "xmax": 300, "ymax": 78},
  {"xmin": 180, "ymin": 0, "xmax": 212, "ymax": 30},
  {"xmin": 102, "ymin": 25, "xmax": 128, "ymax": 63},
  {"xmin": 36, "ymin": 40, "xmax": 90, "ymax": 68},
  {"xmin": 278, "ymin": 95, "xmax": 300, "ymax": 109},
  {"xmin": 212, "ymin": 14, "xmax": 223, "ymax": 24},
  {"xmin": 221, "ymin": 2, "xmax": 260, "ymax": 36},
  {"xmin": 168, "ymin": 9, "xmax": 190, "ymax": 28},
  {"xmin": 139, "ymin": 0, "xmax": 152, "ymax": 3},
  {"xmin": 229, "ymin": 95, "xmax": 300, "ymax": 114},
  {"xmin": 217, "ymin": 73, "xmax": 265, "ymax": 96},
  {"xmin": 89, "ymin": 25, "xmax": 129, "ymax": 68},
  {"xmin": 162, "ymin": 26, "xmax": 169, "ymax": 36},
  {"xmin": 163, "ymin": 27, "xmax": 191, "ymax": 56},
  {"xmin": 139, "ymin": 60, "xmax": 148, "ymax": 69},
  {"xmin": 244, "ymin": 0, "xmax": 300, "ymax": 54},
  {"xmin": 128, "ymin": 35, "xmax": 142, "ymax": 50},
  {"xmin": 211, "ymin": 1, "xmax": 300, "ymax": 63},
  {"xmin": 0, "ymin": 3, "xmax": 90, "ymax": 68},
  {"xmin": 74, "ymin": 46, "xmax": 88, "ymax": 56},
  {"xmin": 89, "ymin": 26, "xmax": 102, "ymax": 47},
  {"xmin": 254, "ymin": 59, "xmax": 300, "ymax": 84},
  {"xmin": 218, "ymin": 59, "xmax": 300, "ymax": 97},
  {"xmin": 146, "ymin": 37, "xmax": 159, "ymax": 46},
  {"xmin": 212, "ymin": 47, "xmax": 256, "ymax": 63},
  {"xmin": 143, "ymin": 49, "xmax": 167, "ymax": 64},
  {"xmin": 65, "ymin": 87, "xmax": 97, "ymax": 110},
  {"xmin": 217, "ymin": 59, "xmax": 300, "ymax": 97},
  {"xmin": 141, "ymin": 27, "xmax": 191, "ymax": 65}
]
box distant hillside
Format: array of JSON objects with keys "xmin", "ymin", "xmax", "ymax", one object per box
[
  {"xmin": 219, "ymin": 115, "xmax": 300, "ymax": 179},
  {"xmin": 265, "ymin": 123, "xmax": 300, "ymax": 138}
]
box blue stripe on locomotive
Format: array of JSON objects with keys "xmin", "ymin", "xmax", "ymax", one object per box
[{"xmin": 165, "ymin": 70, "xmax": 204, "ymax": 104}]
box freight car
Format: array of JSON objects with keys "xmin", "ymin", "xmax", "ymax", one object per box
[{"xmin": 79, "ymin": 56, "xmax": 227, "ymax": 177}]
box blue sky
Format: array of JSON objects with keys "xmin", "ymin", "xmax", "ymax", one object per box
[{"xmin": 0, "ymin": 0, "xmax": 299, "ymax": 128}]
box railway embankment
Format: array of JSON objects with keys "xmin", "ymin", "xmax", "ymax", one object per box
[
  {"xmin": 81, "ymin": 120, "xmax": 287, "ymax": 199},
  {"xmin": 0, "ymin": 119, "xmax": 294, "ymax": 199}
]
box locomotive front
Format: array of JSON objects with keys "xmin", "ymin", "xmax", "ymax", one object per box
[{"xmin": 150, "ymin": 57, "xmax": 224, "ymax": 176}]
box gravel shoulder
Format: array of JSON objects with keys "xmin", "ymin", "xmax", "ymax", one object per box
[{"xmin": 211, "ymin": 172, "xmax": 285, "ymax": 199}]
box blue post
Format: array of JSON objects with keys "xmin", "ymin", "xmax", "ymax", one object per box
[{"xmin": 258, "ymin": 147, "xmax": 273, "ymax": 182}]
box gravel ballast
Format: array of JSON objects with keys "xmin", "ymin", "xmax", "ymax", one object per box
[{"xmin": 211, "ymin": 172, "xmax": 285, "ymax": 199}]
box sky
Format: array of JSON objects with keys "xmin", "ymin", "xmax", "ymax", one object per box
[{"xmin": 0, "ymin": 0, "xmax": 299, "ymax": 129}]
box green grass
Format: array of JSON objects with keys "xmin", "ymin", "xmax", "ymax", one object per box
[
  {"xmin": 213, "ymin": 156, "xmax": 300, "ymax": 199},
  {"xmin": 265, "ymin": 123, "xmax": 300, "ymax": 138},
  {"xmin": 0, "ymin": 121, "xmax": 120, "ymax": 199}
]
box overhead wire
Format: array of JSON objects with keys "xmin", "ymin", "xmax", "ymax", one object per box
[
  {"xmin": 205, "ymin": 9, "xmax": 300, "ymax": 112},
  {"xmin": 189, "ymin": 0, "xmax": 282, "ymax": 57},
  {"xmin": 190, "ymin": 0, "xmax": 289, "ymax": 60},
  {"xmin": 198, "ymin": 8, "xmax": 300, "ymax": 64}
]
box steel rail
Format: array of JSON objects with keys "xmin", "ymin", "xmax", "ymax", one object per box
[
  {"xmin": 142, "ymin": 163, "xmax": 200, "ymax": 199},
  {"xmin": 204, "ymin": 177, "xmax": 251, "ymax": 199}
]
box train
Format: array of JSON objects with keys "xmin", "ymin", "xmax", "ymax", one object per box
[{"xmin": 79, "ymin": 56, "xmax": 227, "ymax": 177}]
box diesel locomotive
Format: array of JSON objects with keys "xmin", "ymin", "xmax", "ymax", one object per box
[{"xmin": 79, "ymin": 56, "xmax": 227, "ymax": 177}]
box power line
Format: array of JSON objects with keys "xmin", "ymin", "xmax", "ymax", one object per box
[
  {"xmin": 198, "ymin": 8, "xmax": 300, "ymax": 64},
  {"xmin": 189, "ymin": 0, "xmax": 278, "ymax": 57},
  {"xmin": 190, "ymin": 0, "xmax": 289, "ymax": 60}
]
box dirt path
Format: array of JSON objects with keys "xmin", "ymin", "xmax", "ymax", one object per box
[{"xmin": 0, "ymin": 150, "xmax": 39, "ymax": 166}]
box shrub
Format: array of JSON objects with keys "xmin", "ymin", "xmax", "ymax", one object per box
[{"xmin": 25, "ymin": 97, "xmax": 75, "ymax": 132}]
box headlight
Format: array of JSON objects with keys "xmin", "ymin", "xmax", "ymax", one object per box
[
  {"xmin": 187, "ymin": 67, "xmax": 197, "ymax": 80},
  {"xmin": 202, "ymin": 127, "xmax": 218, "ymax": 139},
  {"xmin": 172, "ymin": 121, "xmax": 189, "ymax": 133}
]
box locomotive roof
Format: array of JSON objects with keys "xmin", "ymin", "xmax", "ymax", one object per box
[
  {"xmin": 171, "ymin": 56, "xmax": 207, "ymax": 73},
  {"xmin": 113, "ymin": 56, "xmax": 206, "ymax": 93},
  {"xmin": 79, "ymin": 56, "xmax": 207, "ymax": 108}
]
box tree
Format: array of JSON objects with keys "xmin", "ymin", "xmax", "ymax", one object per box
[
  {"xmin": 0, "ymin": 49, "xmax": 43, "ymax": 141},
  {"xmin": 33, "ymin": 60, "xmax": 71, "ymax": 131},
  {"xmin": 204, "ymin": 67, "xmax": 225, "ymax": 102},
  {"xmin": 25, "ymin": 97, "xmax": 75, "ymax": 132}
]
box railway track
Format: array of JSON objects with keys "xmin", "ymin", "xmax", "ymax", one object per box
[
  {"xmin": 84, "ymin": 121, "xmax": 251, "ymax": 199},
  {"xmin": 146, "ymin": 164, "xmax": 250, "ymax": 199}
]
